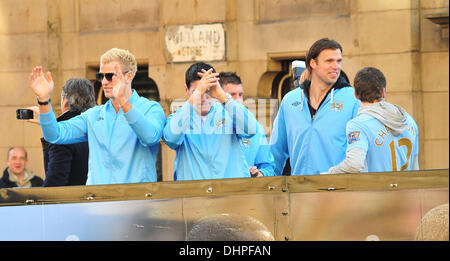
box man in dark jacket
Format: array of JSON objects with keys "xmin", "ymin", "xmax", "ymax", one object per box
[
  {"xmin": 29, "ymin": 78, "xmax": 96, "ymax": 186},
  {"xmin": 1, "ymin": 147, "xmax": 43, "ymax": 188}
]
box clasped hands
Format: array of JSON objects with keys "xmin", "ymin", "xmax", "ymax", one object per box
[{"xmin": 189, "ymin": 69, "xmax": 228, "ymax": 107}]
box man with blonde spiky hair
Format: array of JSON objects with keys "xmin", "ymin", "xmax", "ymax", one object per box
[{"xmin": 29, "ymin": 48, "xmax": 166, "ymax": 185}]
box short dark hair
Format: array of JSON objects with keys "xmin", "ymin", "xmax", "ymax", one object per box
[
  {"xmin": 353, "ymin": 67, "xmax": 386, "ymax": 103},
  {"xmin": 218, "ymin": 72, "xmax": 242, "ymax": 87},
  {"xmin": 185, "ymin": 62, "xmax": 216, "ymax": 89},
  {"xmin": 340, "ymin": 70, "xmax": 350, "ymax": 84},
  {"xmin": 306, "ymin": 38, "xmax": 343, "ymax": 72},
  {"xmin": 62, "ymin": 78, "xmax": 96, "ymax": 112}
]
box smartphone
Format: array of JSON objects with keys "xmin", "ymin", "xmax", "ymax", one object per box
[{"xmin": 16, "ymin": 109, "xmax": 34, "ymax": 120}]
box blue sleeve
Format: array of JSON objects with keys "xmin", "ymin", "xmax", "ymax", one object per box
[
  {"xmin": 125, "ymin": 100, "xmax": 166, "ymax": 146},
  {"xmin": 39, "ymin": 108, "xmax": 88, "ymax": 144},
  {"xmin": 352, "ymin": 99, "xmax": 361, "ymax": 118},
  {"xmin": 269, "ymin": 103, "xmax": 289, "ymax": 176},
  {"xmin": 413, "ymin": 120, "xmax": 419, "ymax": 157},
  {"xmin": 163, "ymin": 101, "xmax": 193, "ymax": 150},
  {"xmin": 346, "ymin": 120, "xmax": 369, "ymax": 153},
  {"xmin": 253, "ymin": 125, "xmax": 275, "ymax": 176},
  {"xmin": 225, "ymin": 100, "xmax": 257, "ymax": 139}
]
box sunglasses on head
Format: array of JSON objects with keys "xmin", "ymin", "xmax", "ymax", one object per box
[{"xmin": 96, "ymin": 71, "xmax": 129, "ymax": 82}]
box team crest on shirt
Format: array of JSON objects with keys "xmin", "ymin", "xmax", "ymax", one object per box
[
  {"xmin": 216, "ymin": 117, "xmax": 226, "ymax": 129},
  {"xmin": 347, "ymin": 131, "xmax": 360, "ymax": 145},
  {"xmin": 291, "ymin": 101, "xmax": 301, "ymax": 107},
  {"xmin": 241, "ymin": 138, "xmax": 251, "ymax": 148},
  {"xmin": 331, "ymin": 100, "xmax": 343, "ymax": 112}
]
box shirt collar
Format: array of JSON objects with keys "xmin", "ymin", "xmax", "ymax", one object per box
[
  {"xmin": 129, "ymin": 89, "xmax": 139, "ymax": 104},
  {"xmin": 106, "ymin": 89, "xmax": 139, "ymax": 110}
]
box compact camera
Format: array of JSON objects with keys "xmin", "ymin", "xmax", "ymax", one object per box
[{"xmin": 16, "ymin": 109, "xmax": 34, "ymax": 120}]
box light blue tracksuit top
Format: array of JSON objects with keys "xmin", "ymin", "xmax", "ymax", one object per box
[
  {"xmin": 346, "ymin": 112, "xmax": 419, "ymax": 173},
  {"xmin": 270, "ymin": 85, "xmax": 360, "ymax": 175},
  {"xmin": 240, "ymin": 122, "xmax": 275, "ymax": 176},
  {"xmin": 39, "ymin": 90, "xmax": 166, "ymax": 185},
  {"xmin": 163, "ymin": 100, "xmax": 258, "ymax": 181}
]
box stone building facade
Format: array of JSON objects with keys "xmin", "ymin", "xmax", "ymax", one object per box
[{"xmin": 0, "ymin": 0, "xmax": 448, "ymax": 181}]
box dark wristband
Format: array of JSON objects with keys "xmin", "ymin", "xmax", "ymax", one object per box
[{"xmin": 37, "ymin": 97, "xmax": 51, "ymax": 105}]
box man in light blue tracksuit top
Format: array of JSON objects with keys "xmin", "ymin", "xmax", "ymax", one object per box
[
  {"xmin": 327, "ymin": 67, "xmax": 419, "ymax": 174},
  {"xmin": 29, "ymin": 48, "xmax": 166, "ymax": 185},
  {"xmin": 163, "ymin": 62, "xmax": 258, "ymax": 181},
  {"xmin": 219, "ymin": 72, "xmax": 274, "ymax": 177},
  {"xmin": 270, "ymin": 38, "xmax": 361, "ymax": 176}
]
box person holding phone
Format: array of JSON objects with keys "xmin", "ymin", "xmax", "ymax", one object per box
[
  {"xmin": 29, "ymin": 48, "xmax": 166, "ymax": 185},
  {"xmin": 26, "ymin": 78, "xmax": 96, "ymax": 186}
]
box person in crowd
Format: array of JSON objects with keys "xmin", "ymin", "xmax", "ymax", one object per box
[
  {"xmin": 326, "ymin": 67, "xmax": 419, "ymax": 173},
  {"xmin": 28, "ymin": 78, "xmax": 96, "ymax": 186},
  {"xmin": 163, "ymin": 62, "xmax": 257, "ymax": 181},
  {"xmin": 29, "ymin": 48, "xmax": 166, "ymax": 185},
  {"xmin": 219, "ymin": 72, "xmax": 274, "ymax": 177},
  {"xmin": 0, "ymin": 147, "xmax": 43, "ymax": 188},
  {"xmin": 270, "ymin": 38, "xmax": 360, "ymax": 175}
]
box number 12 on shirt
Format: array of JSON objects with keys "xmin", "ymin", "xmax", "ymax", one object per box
[{"xmin": 389, "ymin": 138, "xmax": 412, "ymax": 171}]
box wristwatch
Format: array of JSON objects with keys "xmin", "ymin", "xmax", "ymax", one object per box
[{"xmin": 37, "ymin": 97, "xmax": 51, "ymax": 105}]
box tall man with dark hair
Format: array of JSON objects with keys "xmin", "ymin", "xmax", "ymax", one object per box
[
  {"xmin": 270, "ymin": 38, "xmax": 360, "ymax": 175},
  {"xmin": 220, "ymin": 72, "xmax": 274, "ymax": 177},
  {"xmin": 29, "ymin": 48, "xmax": 166, "ymax": 185},
  {"xmin": 163, "ymin": 62, "xmax": 258, "ymax": 181},
  {"xmin": 327, "ymin": 67, "xmax": 419, "ymax": 173}
]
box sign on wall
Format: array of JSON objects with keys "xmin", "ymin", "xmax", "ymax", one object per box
[{"xmin": 164, "ymin": 23, "xmax": 226, "ymax": 63}]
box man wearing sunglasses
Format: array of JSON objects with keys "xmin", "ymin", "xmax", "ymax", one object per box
[{"xmin": 29, "ymin": 48, "xmax": 166, "ymax": 185}]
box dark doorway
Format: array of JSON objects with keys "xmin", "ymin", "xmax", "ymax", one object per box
[{"xmin": 271, "ymin": 59, "xmax": 306, "ymax": 176}]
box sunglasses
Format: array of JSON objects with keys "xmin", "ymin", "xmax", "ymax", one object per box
[{"xmin": 96, "ymin": 71, "xmax": 129, "ymax": 82}]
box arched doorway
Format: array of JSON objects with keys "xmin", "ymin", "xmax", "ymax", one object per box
[{"xmin": 260, "ymin": 54, "xmax": 307, "ymax": 176}]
